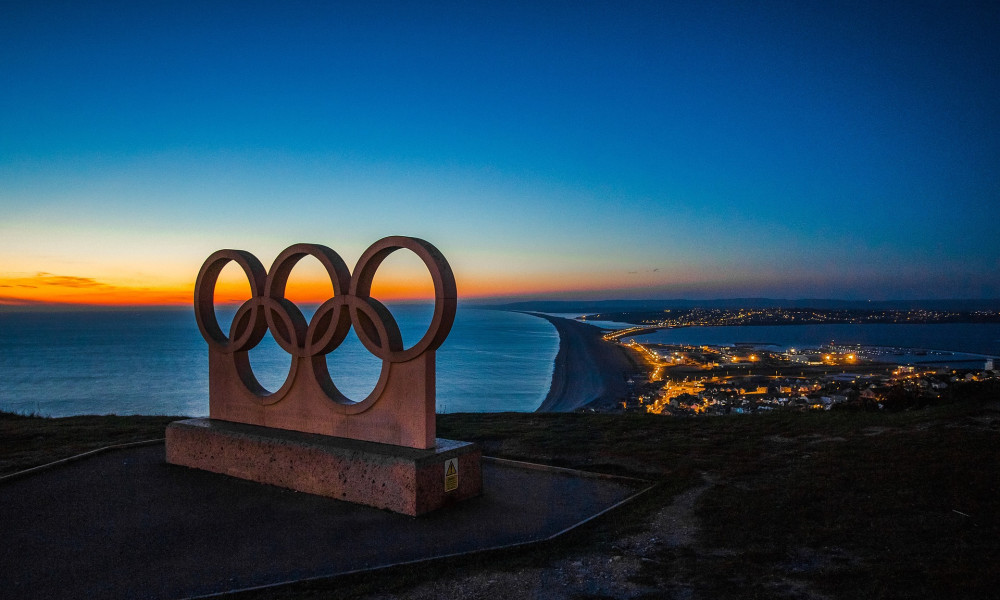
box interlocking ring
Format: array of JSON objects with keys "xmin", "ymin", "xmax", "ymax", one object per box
[{"xmin": 194, "ymin": 237, "xmax": 457, "ymax": 408}]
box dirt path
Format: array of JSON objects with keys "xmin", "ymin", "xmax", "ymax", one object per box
[{"xmin": 359, "ymin": 476, "xmax": 717, "ymax": 600}]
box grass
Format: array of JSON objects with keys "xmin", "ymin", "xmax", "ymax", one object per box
[
  {"xmin": 441, "ymin": 398, "xmax": 1000, "ymax": 599},
  {"xmin": 0, "ymin": 411, "xmax": 180, "ymax": 476},
  {"xmin": 2, "ymin": 389, "xmax": 998, "ymax": 598}
]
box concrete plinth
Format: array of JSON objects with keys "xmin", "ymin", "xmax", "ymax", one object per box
[{"xmin": 165, "ymin": 418, "xmax": 481, "ymax": 516}]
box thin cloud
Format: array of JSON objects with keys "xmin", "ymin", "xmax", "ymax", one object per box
[
  {"xmin": 0, "ymin": 273, "xmax": 117, "ymax": 290},
  {"xmin": 0, "ymin": 273, "xmax": 121, "ymax": 304},
  {"xmin": 0, "ymin": 273, "xmax": 190, "ymax": 307},
  {"xmin": 32, "ymin": 273, "xmax": 109, "ymax": 288},
  {"xmin": 0, "ymin": 295, "xmax": 46, "ymax": 305}
]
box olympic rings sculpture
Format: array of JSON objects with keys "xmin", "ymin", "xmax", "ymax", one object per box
[{"xmin": 194, "ymin": 236, "xmax": 456, "ymax": 413}]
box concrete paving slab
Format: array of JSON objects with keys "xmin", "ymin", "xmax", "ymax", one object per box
[{"xmin": 0, "ymin": 444, "xmax": 649, "ymax": 600}]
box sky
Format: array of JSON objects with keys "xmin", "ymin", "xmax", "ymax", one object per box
[{"xmin": 2, "ymin": 0, "xmax": 999, "ymax": 306}]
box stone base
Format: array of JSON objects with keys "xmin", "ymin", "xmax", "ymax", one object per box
[{"xmin": 165, "ymin": 418, "xmax": 482, "ymax": 516}]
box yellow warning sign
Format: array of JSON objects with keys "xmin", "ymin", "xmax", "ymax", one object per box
[{"xmin": 444, "ymin": 458, "xmax": 459, "ymax": 492}]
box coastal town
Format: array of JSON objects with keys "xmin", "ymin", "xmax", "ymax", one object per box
[
  {"xmin": 582, "ymin": 306, "xmax": 1000, "ymax": 327},
  {"xmin": 584, "ymin": 308, "xmax": 1000, "ymax": 416}
]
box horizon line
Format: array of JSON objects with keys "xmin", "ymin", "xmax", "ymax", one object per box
[{"xmin": 4, "ymin": 296, "xmax": 1000, "ymax": 313}]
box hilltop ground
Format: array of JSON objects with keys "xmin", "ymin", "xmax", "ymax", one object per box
[{"xmin": 2, "ymin": 388, "xmax": 998, "ymax": 599}]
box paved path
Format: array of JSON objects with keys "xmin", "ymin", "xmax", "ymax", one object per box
[{"xmin": 0, "ymin": 444, "xmax": 647, "ymax": 600}]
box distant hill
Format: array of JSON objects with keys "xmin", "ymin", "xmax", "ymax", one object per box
[{"xmin": 480, "ymin": 298, "xmax": 1000, "ymax": 313}]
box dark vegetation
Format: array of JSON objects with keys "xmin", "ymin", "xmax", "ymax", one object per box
[
  {"xmin": 0, "ymin": 412, "xmax": 178, "ymax": 476},
  {"xmin": 2, "ymin": 384, "xmax": 998, "ymax": 599}
]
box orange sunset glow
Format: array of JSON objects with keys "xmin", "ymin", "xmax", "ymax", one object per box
[
  {"xmin": 0, "ymin": 267, "xmax": 642, "ymax": 307},
  {"xmin": 3, "ymin": 236, "xmax": 679, "ymax": 308},
  {"xmin": 0, "ymin": 273, "xmax": 189, "ymax": 307}
]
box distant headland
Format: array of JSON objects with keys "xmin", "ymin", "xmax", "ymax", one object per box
[{"xmin": 480, "ymin": 297, "xmax": 1000, "ymax": 313}]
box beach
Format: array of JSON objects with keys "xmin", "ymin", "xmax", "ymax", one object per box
[{"xmin": 527, "ymin": 313, "xmax": 645, "ymax": 412}]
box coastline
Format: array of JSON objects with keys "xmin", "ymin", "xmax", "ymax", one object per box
[{"xmin": 523, "ymin": 312, "xmax": 645, "ymax": 412}]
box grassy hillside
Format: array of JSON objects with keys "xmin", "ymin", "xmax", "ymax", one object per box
[
  {"xmin": 437, "ymin": 400, "xmax": 999, "ymax": 599},
  {"xmin": 2, "ymin": 385, "xmax": 998, "ymax": 598}
]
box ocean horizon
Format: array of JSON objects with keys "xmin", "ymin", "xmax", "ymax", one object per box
[
  {"xmin": 0, "ymin": 306, "xmax": 559, "ymax": 418},
  {"xmin": 3, "ymin": 307, "xmax": 999, "ymax": 418}
]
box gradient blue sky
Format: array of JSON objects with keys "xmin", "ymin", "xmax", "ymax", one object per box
[{"xmin": 2, "ymin": 0, "xmax": 998, "ymax": 303}]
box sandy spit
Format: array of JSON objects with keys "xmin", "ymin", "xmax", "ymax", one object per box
[{"xmin": 525, "ymin": 312, "xmax": 644, "ymax": 412}]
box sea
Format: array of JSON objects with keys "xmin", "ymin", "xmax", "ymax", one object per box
[
  {"xmin": 0, "ymin": 306, "xmax": 558, "ymax": 418},
  {"xmin": 3, "ymin": 308, "xmax": 999, "ymax": 418}
]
